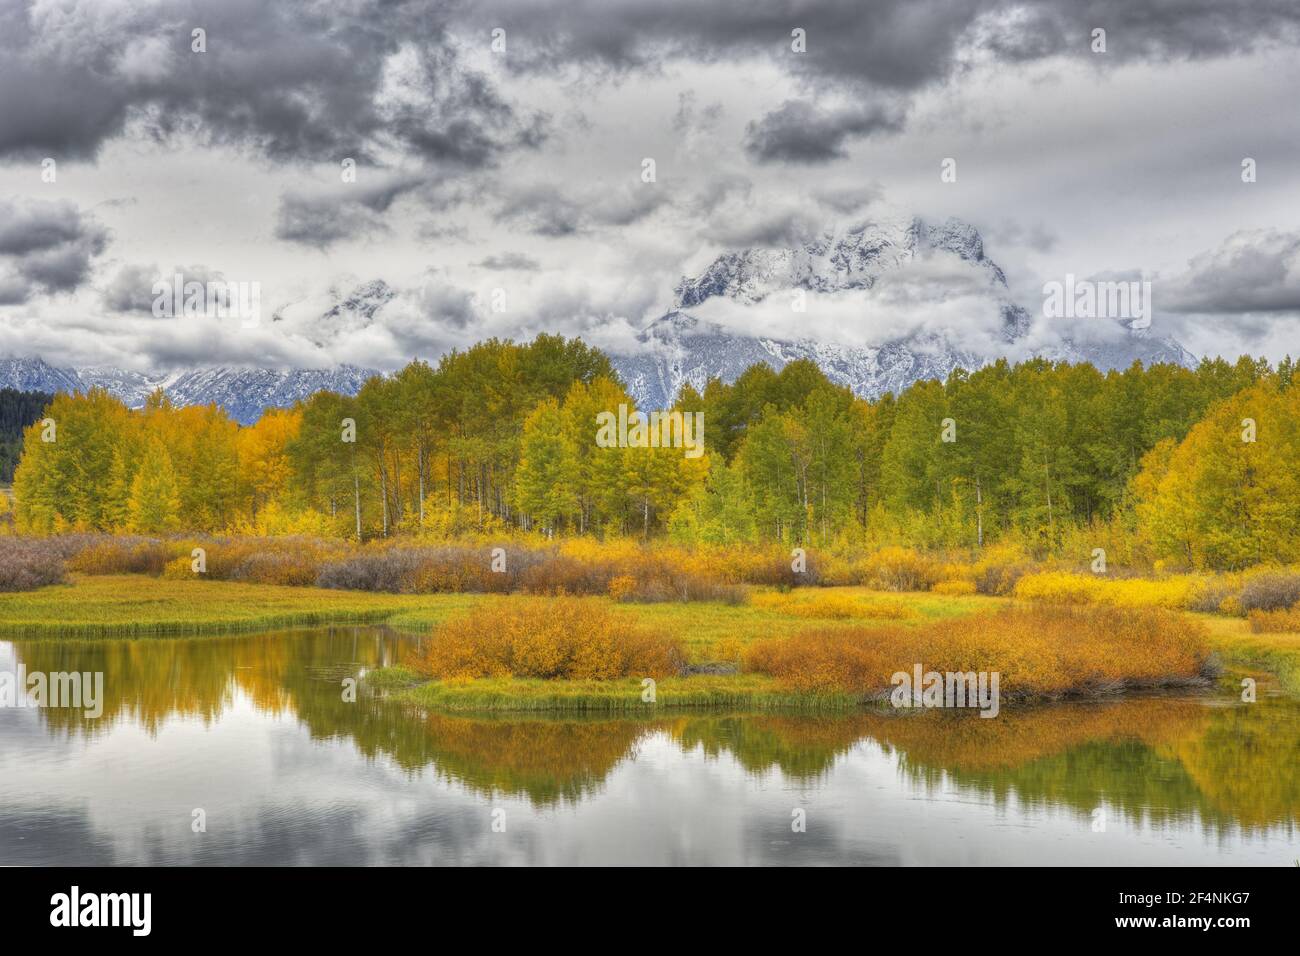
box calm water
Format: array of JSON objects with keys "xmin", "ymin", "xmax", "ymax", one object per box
[{"xmin": 1, "ymin": 627, "xmax": 1297, "ymax": 866}]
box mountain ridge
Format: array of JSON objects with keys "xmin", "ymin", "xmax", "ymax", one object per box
[{"xmin": 0, "ymin": 216, "xmax": 1198, "ymax": 420}]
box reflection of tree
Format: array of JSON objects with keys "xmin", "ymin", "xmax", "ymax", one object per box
[
  {"xmin": 1165, "ymin": 697, "xmax": 1300, "ymax": 829},
  {"xmin": 12, "ymin": 634, "xmax": 1300, "ymax": 827},
  {"xmin": 670, "ymin": 715, "xmax": 875, "ymax": 780},
  {"xmin": 881, "ymin": 697, "xmax": 1300, "ymax": 832}
]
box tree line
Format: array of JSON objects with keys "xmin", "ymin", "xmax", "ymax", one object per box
[{"xmin": 9, "ymin": 334, "xmax": 1299, "ymax": 569}]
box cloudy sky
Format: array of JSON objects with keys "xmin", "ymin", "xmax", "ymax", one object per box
[{"xmin": 1, "ymin": 0, "xmax": 1299, "ymax": 373}]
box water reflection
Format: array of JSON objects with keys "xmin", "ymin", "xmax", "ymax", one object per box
[{"xmin": 1, "ymin": 628, "xmax": 1297, "ymax": 865}]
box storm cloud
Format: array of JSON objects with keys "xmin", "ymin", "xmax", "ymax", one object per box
[{"xmin": 0, "ymin": 197, "xmax": 107, "ymax": 303}]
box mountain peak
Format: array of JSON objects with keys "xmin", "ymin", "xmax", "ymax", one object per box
[{"xmin": 672, "ymin": 216, "xmax": 1005, "ymax": 311}]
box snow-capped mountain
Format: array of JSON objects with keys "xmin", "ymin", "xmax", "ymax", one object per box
[
  {"xmin": 0, "ymin": 357, "xmax": 82, "ymax": 396},
  {"xmin": 1, "ymin": 218, "xmax": 1197, "ymax": 419},
  {"xmin": 0, "ymin": 357, "xmax": 375, "ymax": 425},
  {"xmin": 610, "ymin": 216, "xmax": 1194, "ymax": 408},
  {"xmin": 275, "ymin": 278, "xmax": 397, "ymax": 347}
]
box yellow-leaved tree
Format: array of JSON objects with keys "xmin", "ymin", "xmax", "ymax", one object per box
[{"xmin": 1135, "ymin": 382, "xmax": 1300, "ymax": 569}]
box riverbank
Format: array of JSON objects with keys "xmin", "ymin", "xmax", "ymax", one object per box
[{"xmin": 6, "ymin": 575, "xmax": 1298, "ymax": 713}]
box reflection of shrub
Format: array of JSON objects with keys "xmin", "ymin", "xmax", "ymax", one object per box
[
  {"xmin": 410, "ymin": 597, "xmax": 685, "ymax": 680},
  {"xmin": 744, "ymin": 606, "xmax": 1208, "ymax": 696},
  {"xmin": 1238, "ymin": 570, "xmax": 1300, "ymax": 613},
  {"xmin": 0, "ymin": 537, "xmax": 67, "ymax": 590},
  {"xmin": 1248, "ymin": 608, "xmax": 1300, "ymax": 633}
]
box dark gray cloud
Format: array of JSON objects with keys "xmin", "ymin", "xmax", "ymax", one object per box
[
  {"xmin": 275, "ymin": 174, "xmax": 427, "ymax": 249},
  {"xmin": 0, "ymin": 196, "xmax": 108, "ymax": 302},
  {"xmin": 0, "ymin": 0, "xmax": 542, "ymax": 165},
  {"xmin": 744, "ymin": 100, "xmax": 905, "ymax": 164},
  {"xmin": 1164, "ymin": 229, "xmax": 1300, "ymax": 314},
  {"xmin": 814, "ymin": 184, "xmax": 882, "ymax": 215},
  {"xmin": 496, "ymin": 183, "xmax": 667, "ymax": 236},
  {"xmin": 103, "ymin": 263, "xmax": 160, "ymax": 313},
  {"xmin": 461, "ymin": 0, "xmax": 1300, "ymax": 90},
  {"xmin": 701, "ymin": 206, "xmax": 820, "ymax": 248}
]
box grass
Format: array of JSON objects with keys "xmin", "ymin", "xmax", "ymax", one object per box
[
  {"xmin": 9, "ymin": 573, "xmax": 1298, "ymax": 716},
  {"xmin": 0, "ymin": 575, "xmax": 1000, "ymax": 645},
  {"xmin": 390, "ymin": 672, "xmax": 857, "ymax": 714},
  {"xmin": 0, "ymin": 574, "xmax": 485, "ymax": 638},
  {"xmin": 1200, "ymin": 613, "xmax": 1300, "ymax": 695}
]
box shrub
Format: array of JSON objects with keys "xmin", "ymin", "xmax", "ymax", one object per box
[
  {"xmin": 931, "ymin": 579, "xmax": 977, "ymax": 597},
  {"xmin": 67, "ymin": 537, "xmax": 177, "ymax": 575},
  {"xmin": 1248, "ymin": 608, "xmax": 1300, "ymax": 633},
  {"xmin": 1186, "ymin": 576, "xmax": 1242, "ymax": 613},
  {"xmin": 860, "ymin": 546, "xmax": 942, "ymax": 592},
  {"xmin": 750, "ymin": 590, "xmax": 913, "ymax": 620},
  {"xmin": 1237, "ymin": 569, "xmax": 1300, "ymax": 613},
  {"xmin": 743, "ymin": 606, "xmax": 1208, "ymax": 697},
  {"xmin": 409, "ymin": 597, "xmax": 685, "ymax": 680},
  {"xmin": 1012, "ymin": 571, "xmax": 1200, "ymax": 609},
  {"xmin": 970, "ymin": 545, "xmax": 1035, "ymax": 596},
  {"xmin": 0, "ymin": 537, "xmax": 67, "ymax": 590},
  {"xmin": 607, "ymin": 575, "xmax": 638, "ymax": 601}
]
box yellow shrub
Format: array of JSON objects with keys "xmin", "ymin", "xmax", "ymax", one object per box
[
  {"xmin": 860, "ymin": 546, "xmax": 943, "ymax": 592},
  {"xmin": 1249, "ymin": 608, "xmax": 1300, "ymax": 633},
  {"xmin": 161, "ymin": 555, "xmax": 196, "ymax": 580},
  {"xmin": 931, "ymin": 579, "xmax": 977, "ymax": 596},
  {"xmin": 751, "ymin": 590, "xmax": 914, "ymax": 620},
  {"xmin": 1013, "ymin": 571, "xmax": 1200, "ymax": 609}
]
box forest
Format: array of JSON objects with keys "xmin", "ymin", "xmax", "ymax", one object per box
[{"xmin": 7, "ymin": 333, "xmax": 1299, "ymax": 571}]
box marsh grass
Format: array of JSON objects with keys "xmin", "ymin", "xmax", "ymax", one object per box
[
  {"xmin": 394, "ymin": 673, "xmax": 857, "ymax": 714},
  {"xmin": 0, "ymin": 574, "xmax": 483, "ymax": 638}
]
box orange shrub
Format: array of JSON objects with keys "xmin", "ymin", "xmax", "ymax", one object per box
[
  {"xmin": 409, "ymin": 597, "xmax": 686, "ymax": 680},
  {"xmin": 743, "ymin": 606, "xmax": 1208, "ymax": 697},
  {"xmin": 608, "ymin": 575, "xmax": 638, "ymax": 601}
]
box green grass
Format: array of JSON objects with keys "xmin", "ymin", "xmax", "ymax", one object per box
[
  {"xmin": 1200, "ymin": 613, "xmax": 1300, "ymax": 694},
  {"xmin": 0, "ymin": 574, "xmax": 487, "ymax": 638},
  {"xmin": 0, "ymin": 575, "xmax": 998, "ymax": 644},
  {"xmin": 384, "ymin": 586, "xmax": 1005, "ymax": 661},
  {"xmin": 387, "ymin": 671, "xmax": 859, "ymax": 713}
]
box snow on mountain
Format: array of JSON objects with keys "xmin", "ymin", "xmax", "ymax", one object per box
[
  {"xmin": 0, "ymin": 357, "xmax": 82, "ymax": 396},
  {"xmin": 0, "ymin": 222, "xmax": 1198, "ymax": 418},
  {"xmin": 611, "ymin": 216, "xmax": 1195, "ymax": 408},
  {"xmin": 0, "ymin": 358, "xmax": 376, "ymax": 426},
  {"xmin": 161, "ymin": 365, "xmax": 375, "ymax": 424},
  {"xmin": 276, "ymin": 278, "xmax": 396, "ymax": 347}
]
